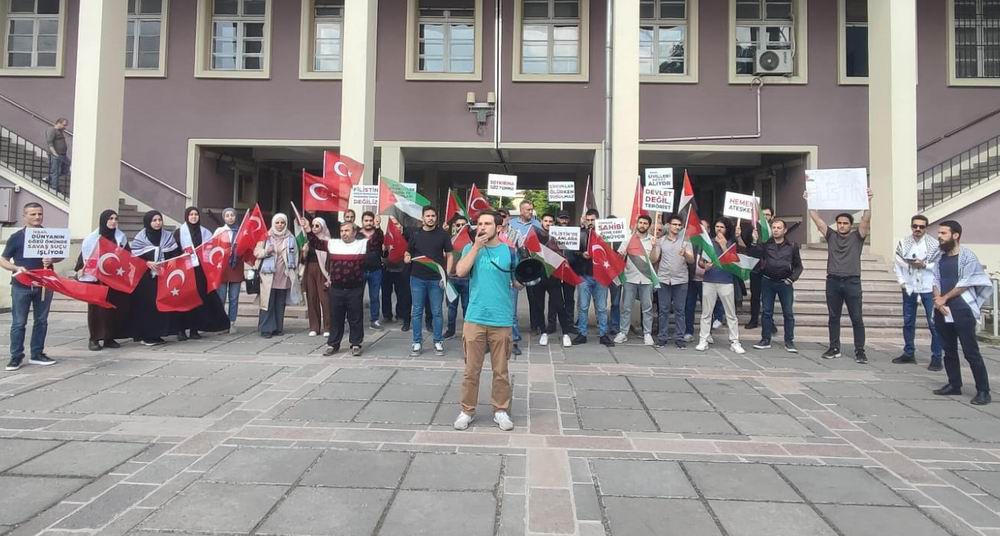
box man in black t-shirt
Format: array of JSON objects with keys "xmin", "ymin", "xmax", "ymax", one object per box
[
  {"xmin": 1, "ymin": 203, "xmax": 58, "ymax": 371},
  {"xmin": 403, "ymin": 206, "xmax": 453, "ymax": 357}
]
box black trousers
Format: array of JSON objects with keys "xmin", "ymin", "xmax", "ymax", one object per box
[
  {"xmin": 328, "ymin": 286, "xmax": 364, "ymax": 347},
  {"xmin": 748, "ymin": 270, "xmax": 762, "ymax": 323},
  {"xmin": 532, "ymin": 277, "xmax": 572, "ymax": 334},
  {"xmin": 381, "ymin": 270, "xmax": 411, "ymax": 322},
  {"xmin": 527, "ymin": 283, "xmax": 545, "ymax": 332},
  {"xmin": 936, "ymin": 307, "xmax": 990, "ymax": 393},
  {"xmin": 825, "ymin": 275, "xmax": 866, "ymax": 352},
  {"xmin": 559, "ymin": 281, "xmax": 576, "ymax": 330}
]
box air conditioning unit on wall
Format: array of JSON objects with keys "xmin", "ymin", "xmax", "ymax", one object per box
[{"xmin": 754, "ymin": 25, "xmax": 794, "ymax": 75}]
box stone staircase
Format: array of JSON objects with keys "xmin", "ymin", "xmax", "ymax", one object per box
[{"xmin": 918, "ymin": 134, "xmax": 1000, "ymax": 211}]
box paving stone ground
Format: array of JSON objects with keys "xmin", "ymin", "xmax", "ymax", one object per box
[{"xmin": 2, "ymin": 314, "xmax": 1000, "ymax": 535}]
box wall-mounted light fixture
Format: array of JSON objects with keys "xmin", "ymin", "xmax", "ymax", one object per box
[{"xmin": 467, "ymin": 91, "xmax": 496, "ymax": 134}]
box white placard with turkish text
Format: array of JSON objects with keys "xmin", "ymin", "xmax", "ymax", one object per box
[
  {"xmin": 722, "ymin": 192, "xmax": 760, "ymax": 221},
  {"xmin": 349, "ymin": 185, "xmax": 380, "ymax": 207},
  {"xmin": 642, "ymin": 187, "xmax": 675, "ymax": 212},
  {"xmin": 549, "ymin": 226, "xmax": 581, "ymax": 251},
  {"xmin": 644, "ymin": 168, "xmax": 674, "ymax": 189},
  {"xmin": 487, "ymin": 173, "xmax": 518, "ymax": 197},
  {"xmin": 548, "ymin": 181, "xmax": 576, "ymax": 202},
  {"xmin": 23, "ymin": 228, "xmax": 70, "ymax": 259},
  {"xmin": 594, "ymin": 218, "xmax": 628, "ymax": 243},
  {"xmin": 805, "ymin": 168, "xmax": 870, "ymax": 210}
]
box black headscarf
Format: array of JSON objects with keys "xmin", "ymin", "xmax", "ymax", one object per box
[
  {"xmin": 184, "ymin": 206, "xmax": 204, "ymax": 247},
  {"xmin": 99, "ymin": 209, "xmax": 118, "ymax": 241},
  {"xmin": 143, "ymin": 210, "xmax": 162, "ymax": 246}
]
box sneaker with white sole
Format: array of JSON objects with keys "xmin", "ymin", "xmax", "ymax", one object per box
[
  {"xmin": 683, "ymin": 333, "xmax": 693, "ymax": 342},
  {"xmin": 643, "ymin": 334, "xmax": 654, "ymax": 346},
  {"xmin": 539, "ymin": 333, "xmax": 548, "ymax": 346},
  {"xmin": 613, "ymin": 332, "xmax": 627, "ymax": 344},
  {"xmin": 410, "ymin": 343, "xmax": 422, "ymax": 357},
  {"xmin": 712, "ymin": 319, "xmax": 723, "ymax": 329},
  {"xmin": 695, "ymin": 340, "xmax": 709, "ymax": 351},
  {"xmin": 308, "ymin": 331, "xmax": 318, "ymax": 337},
  {"xmin": 730, "ymin": 342, "xmax": 746, "ymax": 355},
  {"xmin": 323, "ymin": 332, "xmax": 330, "ymax": 337},
  {"xmin": 706, "ymin": 335, "xmax": 715, "ymax": 344},
  {"xmin": 494, "ymin": 411, "xmax": 514, "ymax": 431},
  {"xmin": 434, "ymin": 342, "xmax": 445, "ymax": 356},
  {"xmin": 562, "ymin": 334, "xmax": 572, "ymax": 348},
  {"xmin": 454, "ymin": 412, "xmax": 474, "ymax": 430}
]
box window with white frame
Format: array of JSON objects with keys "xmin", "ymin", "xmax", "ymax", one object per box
[
  {"xmin": 211, "ymin": 0, "xmax": 266, "ymax": 71},
  {"xmin": 521, "ymin": 0, "xmax": 581, "ymax": 75},
  {"xmin": 639, "ymin": 0, "xmax": 687, "ymax": 75},
  {"xmin": 5, "ymin": 0, "xmax": 59, "ymax": 68},
  {"xmin": 843, "ymin": 0, "xmax": 867, "ymax": 78},
  {"xmin": 734, "ymin": 0, "xmax": 793, "ymax": 75},
  {"xmin": 954, "ymin": 0, "xmax": 1000, "ymax": 79},
  {"xmin": 312, "ymin": 0, "xmax": 342, "ymax": 72},
  {"xmin": 417, "ymin": 0, "xmax": 475, "ymax": 73},
  {"xmin": 126, "ymin": 0, "xmax": 163, "ymax": 70}
]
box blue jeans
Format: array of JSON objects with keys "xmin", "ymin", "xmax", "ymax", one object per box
[
  {"xmin": 216, "ymin": 281, "xmax": 241, "ymax": 324},
  {"xmin": 10, "ymin": 283, "xmax": 52, "ymax": 360},
  {"xmin": 761, "ymin": 277, "xmax": 795, "ymax": 344},
  {"xmin": 657, "ymin": 283, "xmax": 687, "ymax": 344},
  {"xmin": 609, "ymin": 283, "xmax": 622, "ymax": 333},
  {"xmin": 576, "ymin": 276, "xmax": 609, "ymax": 337},
  {"xmin": 364, "ymin": 269, "xmax": 383, "ymax": 322},
  {"xmin": 684, "ymin": 281, "xmax": 724, "ymax": 336},
  {"xmin": 511, "ymin": 287, "xmax": 522, "ymax": 342},
  {"xmin": 447, "ymin": 278, "xmax": 470, "ymax": 333},
  {"xmin": 47, "ymin": 154, "xmax": 68, "ymax": 189},
  {"xmin": 410, "ymin": 276, "xmax": 444, "ymax": 344},
  {"xmin": 902, "ymin": 290, "xmax": 942, "ymax": 362}
]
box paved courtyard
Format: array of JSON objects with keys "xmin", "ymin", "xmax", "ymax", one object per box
[{"xmin": 2, "ymin": 314, "xmax": 1000, "ymax": 535}]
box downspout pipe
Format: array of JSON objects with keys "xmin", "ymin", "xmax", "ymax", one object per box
[
  {"xmin": 603, "ymin": 0, "xmax": 613, "ymax": 215},
  {"xmin": 494, "ymin": 0, "xmax": 511, "ymax": 173}
]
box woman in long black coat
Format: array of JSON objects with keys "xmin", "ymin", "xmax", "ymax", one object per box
[
  {"xmin": 172, "ymin": 207, "xmax": 230, "ymax": 339},
  {"xmin": 130, "ymin": 210, "xmax": 180, "ymax": 345}
]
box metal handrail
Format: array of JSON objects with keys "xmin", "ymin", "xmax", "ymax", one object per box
[
  {"xmin": 0, "ymin": 92, "xmax": 189, "ymax": 200},
  {"xmin": 0, "ymin": 125, "xmax": 67, "ymax": 199},
  {"xmin": 919, "ymin": 107, "xmax": 1000, "ymax": 152},
  {"xmin": 917, "ymin": 133, "xmax": 1000, "ymax": 210}
]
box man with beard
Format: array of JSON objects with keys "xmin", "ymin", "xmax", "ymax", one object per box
[
  {"xmin": 554, "ymin": 211, "xmax": 577, "ymax": 330},
  {"xmin": 357, "ymin": 211, "xmax": 385, "ymax": 330},
  {"xmin": 404, "ymin": 206, "xmax": 453, "ymax": 357},
  {"xmin": 743, "ymin": 207, "xmax": 774, "ymax": 332},
  {"xmin": 531, "ymin": 213, "xmax": 574, "ymax": 348},
  {"xmin": 893, "ymin": 214, "xmax": 943, "ymax": 370},
  {"xmin": 931, "ymin": 221, "xmax": 993, "ymax": 405}
]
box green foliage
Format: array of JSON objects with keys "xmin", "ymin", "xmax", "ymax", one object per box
[{"xmin": 521, "ymin": 189, "xmax": 560, "ymax": 218}]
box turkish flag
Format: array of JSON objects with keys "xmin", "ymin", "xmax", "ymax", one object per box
[
  {"xmin": 303, "ymin": 170, "xmax": 345, "ymax": 212},
  {"xmin": 384, "ymin": 217, "xmax": 408, "ymax": 265},
  {"xmin": 467, "ymin": 184, "xmax": 491, "ymax": 221},
  {"xmin": 629, "ymin": 176, "xmax": 648, "ymax": 228},
  {"xmin": 452, "ymin": 224, "xmax": 473, "ymax": 255},
  {"xmin": 195, "ymin": 233, "xmax": 232, "ymax": 293},
  {"xmin": 16, "ymin": 269, "xmax": 115, "ymax": 308},
  {"xmin": 235, "ymin": 204, "xmax": 268, "ymax": 264},
  {"xmin": 156, "ymin": 255, "xmax": 202, "ymax": 312},
  {"xmin": 588, "ymin": 229, "xmax": 625, "ymax": 287},
  {"xmin": 323, "ymin": 151, "xmax": 362, "ymax": 211},
  {"xmin": 84, "ymin": 237, "xmax": 148, "ymax": 294}
]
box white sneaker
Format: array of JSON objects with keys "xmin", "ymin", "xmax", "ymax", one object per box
[
  {"xmin": 539, "ymin": 333, "xmax": 549, "ymax": 346},
  {"xmin": 643, "ymin": 334, "xmax": 654, "ymax": 346},
  {"xmin": 434, "ymin": 342, "xmax": 445, "ymax": 356},
  {"xmin": 695, "ymin": 340, "xmax": 709, "ymax": 351},
  {"xmin": 706, "ymin": 335, "xmax": 715, "ymax": 344},
  {"xmin": 730, "ymin": 342, "xmax": 746, "ymax": 355},
  {"xmin": 308, "ymin": 331, "xmax": 317, "ymax": 337},
  {"xmin": 410, "ymin": 343, "xmax": 422, "ymax": 357},
  {"xmin": 323, "ymin": 332, "xmax": 330, "ymax": 337},
  {"xmin": 229, "ymin": 325, "xmax": 237, "ymax": 334},
  {"xmin": 454, "ymin": 412, "xmax": 474, "ymax": 430},
  {"xmin": 613, "ymin": 332, "xmax": 628, "ymax": 344},
  {"xmin": 494, "ymin": 411, "xmax": 514, "ymax": 431},
  {"xmin": 683, "ymin": 333, "xmax": 693, "ymax": 342},
  {"xmin": 712, "ymin": 319, "xmax": 723, "ymax": 329},
  {"xmin": 562, "ymin": 334, "xmax": 572, "ymax": 348}
]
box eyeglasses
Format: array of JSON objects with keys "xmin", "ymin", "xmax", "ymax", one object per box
[{"xmin": 911, "ymin": 224, "xmax": 926, "ymax": 229}]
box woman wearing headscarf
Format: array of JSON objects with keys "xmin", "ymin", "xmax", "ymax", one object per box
[
  {"xmin": 301, "ymin": 217, "xmax": 331, "ymax": 337},
  {"xmin": 254, "ymin": 213, "xmax": 300, "ymax": 338},
  {"xmin": 76, "ymin": 209, "xmax": 131, "ymax": 351},
  {"xmin": 130, "ymin": 210, "xmax": 180, "ymax": 345},
  {"xmin": 213, "ymin": 208, "xmax": 244, "ymax": 333},
  {"xmin": 172, "ymin": 206, "xmax": 230, "ymax": 339}
]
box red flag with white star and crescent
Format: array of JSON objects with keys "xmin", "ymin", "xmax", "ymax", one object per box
[
  {"xmin": 234, "ymin": 203, "xmax": 268, "ymax": 265},
  {"xmin": 466, "ymin": 184, "xmax": 491, "ymax": 221},
  {"xmin": 303, "ymin": 170, "xmax": 343, "ymax": 212},
  {"xmin": 156, "ymin": 255, "xmax": 201, "ymax": 312},
  {"xmin": 323, "ymin": 151, "xmax": 363, "ymax": 211},
  {"xmin": 84, "ymin": 236, "xmax": 147, "ymax": 294},
  {"xmin": 384, "ymin": 217, "xmax": 409, "ymax": 265},
  {"xmin": 195, "ymin": 232, "xmax": 232, "ymax": 293},
  {"xmin": 588, "ymin": 228, "xmax": 625, "ymax": 288}
]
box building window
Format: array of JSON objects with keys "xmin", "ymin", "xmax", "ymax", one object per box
[
  {"xmin": 954, "ymin": 0, "xmax": 1000, "ymax": 79},
  {"xmin": 418, "ymin": 0, "xmax": 475, "ymax": 73},
  {"xmin": 4, "ymin": 0, "xmax": 59, "ymax": 69},
  {"xmin": 734, "ymin": 0, "xmax": 793, "ymax": 75},
  {"xmin": 312, "ymin": 0, "xmax": 342, "ymax": 72},
  {"xmin": 639, "ymin": 0, "xmax": 687, "ymax": 75},
  {"xmin": 126, "ymin": 0, "xmax": 163, "ymax": 70},
  {"xmin": 521, "ymin": 0, "xmax": 582, "ymax": 75},
  {"xmin": 843, "ymin": 0, "xmax": 867, "ymax": 78},
  {"xmin": 211, "ymin": 0, "xmax": 266, "ymax": 71}
]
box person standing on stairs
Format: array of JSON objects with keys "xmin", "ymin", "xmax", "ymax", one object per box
[
  {"xmin": 892, "ymin": 214, "xmax": 943, "ymax": 371},
  {"xmin": 805, "ymin": 188, "xmax": 873, "ymax": 364},
  {"xmin": 45, "ymin": 118, "xmax": 69, "ymax": 192}
]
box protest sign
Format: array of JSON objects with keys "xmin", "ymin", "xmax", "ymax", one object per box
[
  {"xmin": 487, "ymin": 174, "xmax": 518, "ymax": 197},
  {"xmin": 23, "ymin": 228, "xmax": 70, "ymax": 259},
  {"xmin": 549, "ymin": 226, "xmax": 581, "ymax": 251},
  {"xmin": 548, "ymin": 181, "xmax": 576, "ymax": 203},
  {"xmin": 644, "ymin": 168, "xmax": 674, "ymax": 189},
  {"xmin": 595, "ymin": 218, "xmax": 628, "ymax": 243},
  {"xmin": 722, "ymin": 192, "xmax": 759, "ymax": 220},
  {"xmin": 350, "ymin": 185, "xmax": 379, "ymax": 207},
  {"xmin": 805, "ymin": 168, "xmax": 869, "ymax": 210},
  {"xmin": 642, "ymin": 187, "xmax": 675, "ymax": 212}
]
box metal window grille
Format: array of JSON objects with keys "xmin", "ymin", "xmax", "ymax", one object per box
[{"xmin": 954, "ymin": 0, "xmax": 1000, "ymax": 79}]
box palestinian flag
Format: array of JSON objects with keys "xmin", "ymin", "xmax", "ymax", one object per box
[
  {"xmin": 445, "ymin": 188, "xmax": 468, "ymax": 223},
  {"xmin": 623, "ymin": 234, "xmax": 659, "ymax": 288},
  {"xmin": 379, "ymin": 176, "xmax": 431, "ymax": 226},
  {"xmin": 290, "ymin": 201, "xmax": 307, "ymax": 249},
  {"xmin": 753, "ymin": 196, "xmax": 771, "ymax": 243},
  {"xmin": 718, "ymin": 243, "xmax": 760, "ymax": 281},
  {"xmin": 523, "ymin": 228, "xmax": 583, "ymax": 285},
  {"xmin": 411, "ymin": 255, "xmax": 458, "ymax": 302},
  {"xmin": 629, "ymin": 176, "xmax": 648, "ymax": 228},
  {"xmin": 452, "ymin": 224, "xmax": 473, "ymax": 262},
  {"xmin": 678, "ymin": 169, "xmax": 695, "ymax": 214},
  {"xmin": 686, "ymin": 209, "xmax": 757, "ymax": 281}
]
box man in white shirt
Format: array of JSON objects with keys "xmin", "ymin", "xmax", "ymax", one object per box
[
  {"xmin": 615, "ymin": 215, "xmax": 658, "ymax": 346},
  {"xmin": 893, "ymin": 214, "xmax": 943, "ymax": 370}
]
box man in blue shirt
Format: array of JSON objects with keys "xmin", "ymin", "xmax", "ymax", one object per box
[
  {"xmin": 1, "ymin": 203, "xmax": 58, "ymax": 371},
  {"xmin": 453, "ymin": 210, "xmax": 521, "ymax": 432}
]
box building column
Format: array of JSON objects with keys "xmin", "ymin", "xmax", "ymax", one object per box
[
  {"xmin": 339, "ymin": 0, "xmax": 378, "ymax": 185},
  {"xmin": 380, "ymin": 144, "xmax": 406, "ymax": 182},
  {"xmin": 609, "ymin": 0, "xmax": 640, "ymax": 220},
  {"xmin": 867, "ymin": 0, "xmax": 917, "ymax": 258},
  {"xmin": 68, "ymin": 0, "xmax": 127, "ymax": 238}
]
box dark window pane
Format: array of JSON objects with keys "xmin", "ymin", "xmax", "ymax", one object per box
[
  {"xmin": 243, "ymin": 56, "xmax": 261, "ymax": 69},
  {"xmin": 639, "ymin": 0, "xmax": 654, "ymax": 19},
  {"xmin": 658, "ymin": 59, "xmax": 683, "ymax": 73},
  {"xmin": 36, "ymin": 52, "xmax": 56, "ymax": 66},
  {"xmin": 140, "ymin": 0, "xmax": 162, "ymax": 14},
  {"xmin": 9, "ymin": 0, "xmax": 34, "ymax": 13},
  {"xmin": 128, "ymin": 0, "xmax": 137, "ymax": 15},
  {"xmin": 553, "ymin": 0, "xmax": 578, "ymax": 18},
  {"xmin": 765, "ymin": 1, "xmax": 791, "ymax": 20},
  {"xmin": 660, "ymin": 2, "xmax": 685, "ymax": 19},
  {"xmin": 954, "ymin": 0, "xmax": 976, "ymax": 20},
  {"xmin": 523, "ymin": 0, "xmax": 548, "ymax": 18},
  {"xmin": 8, "ymin": 52, "xmax": 32, "ymax": 66},
  {"xmin": 735, "ymin": 0, "xmax": 760, "ymax": 20},
  {"xmin": 37, "ymin": 0, "xmax": 60, "ymax": 15},
  {"xmin": 845, "ymin": 26, "xmax": 868, "ymax": 77},
  {"xmin": 243, "ymin": 0, "xmax": 266, "ymax": 16},
  {"xmin": 845, "ymin": 0, "xmax": 867, "ymax": 23},
  {"xmin": 244, "ymin": 23, "xmax": 264, "ymax": 37},
  {"xmin": 214, "ymin": 0, "xmax": 238, "ymax": 15}
]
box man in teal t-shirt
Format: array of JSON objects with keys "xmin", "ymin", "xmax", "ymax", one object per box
[{"xmin": 452, "ymin": 210, "xmax": 520, "ymax": 432}]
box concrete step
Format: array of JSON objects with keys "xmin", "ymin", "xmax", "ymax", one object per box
[{"xmin": 793, "ymin": 279, "xmax": 903, "ymax": 292}]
